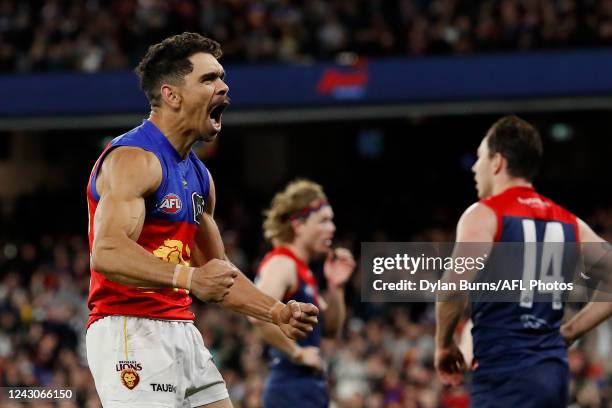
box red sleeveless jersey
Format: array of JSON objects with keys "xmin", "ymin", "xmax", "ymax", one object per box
[
  {"xmin": 472, "ymin": 185, "xmax": 580, "ymax": 375},
  {"xmin": 480, "ymin": 186, "xmax": 579, "ymax": 242},
  {"xmin": 257, "ymin": 247, "xmax": 320, "ymax": 305},
  {"xmin": 86, "ymin": 121, "xmax": 211, "ymax": 329},
  {"xmin": 257, "ymin": 247, "xmax": 323, "ymax": 374}
]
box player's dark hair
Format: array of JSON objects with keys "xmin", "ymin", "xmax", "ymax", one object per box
[
  {"xmin": 487, "ymin": 115, "xmax": 543, "ymax": 181},
  {"xmin": 135, "ymin": 32, "xmax": 222, "ymax": 107}
]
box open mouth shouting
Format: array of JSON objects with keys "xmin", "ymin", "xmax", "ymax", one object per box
[{"xmin": 208, "ymin": 98, "xmax": 230, "ymax": 133}]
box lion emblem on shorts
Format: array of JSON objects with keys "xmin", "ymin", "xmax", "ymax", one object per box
[
  {"xmin": 153, "ymin": 239, "xmax": 191, "ymax": 265},
  {"xmin": 120, "ymin": 368, "xmax": 140, "ymax": 390}
]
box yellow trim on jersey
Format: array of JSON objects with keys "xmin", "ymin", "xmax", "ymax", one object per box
[{"xmin": 123, "ymin": 317, "xmax": 128, "ymax": 360}]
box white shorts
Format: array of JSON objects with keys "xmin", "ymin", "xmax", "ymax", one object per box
[{"xmin": 86, "ymin": 316, "xmax": 229, "ymax": 408}]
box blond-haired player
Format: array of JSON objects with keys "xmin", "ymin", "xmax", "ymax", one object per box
[{"xmin": 252, "ymin": 179, "xmax": 355, "ymax": 407}]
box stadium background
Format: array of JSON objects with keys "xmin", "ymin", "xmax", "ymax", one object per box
[{"xmin": 0, "ymin": 0, "xmax": 611, "ymax": 407}]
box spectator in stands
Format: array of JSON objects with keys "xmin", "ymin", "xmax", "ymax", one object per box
[
  {"xmin": 1, "ymin": 202, "xmax": 611, "ymax": 406},
  {"xmin": 0, "ymin": 0, "xmax": 610, "ymax": 72}
]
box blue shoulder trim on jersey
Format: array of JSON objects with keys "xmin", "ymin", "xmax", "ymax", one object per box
[{"xmin": 90, "ymin": 121, "xmax": 167, "ymax": 202}]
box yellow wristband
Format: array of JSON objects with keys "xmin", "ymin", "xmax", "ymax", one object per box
[{"xmin": 173, "ymin": 264, "xmax": 195, "ymax": 290}]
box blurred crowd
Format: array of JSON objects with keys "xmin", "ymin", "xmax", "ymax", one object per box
[
  {"xmin": 2, "ymin": 0, "xmax": 612, "ymax": 72},
  {"xmin": 0, "ymin": 203, "xmax": 611, "ymax": 407}
]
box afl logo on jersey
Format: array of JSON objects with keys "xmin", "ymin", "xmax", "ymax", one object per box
[{"xmin": 159, "ymin": 194, "xmax": 182, "ymax": 214}]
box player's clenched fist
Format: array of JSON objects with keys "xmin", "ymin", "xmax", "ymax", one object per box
[
  {"xmin": 435, "ymin": 343, "xmax": 467, "ymax": 386},
  {"xmin": 271, "ymin": 300, "xmax": 319, "ymax": 340},
  {"xmin": 191, "ymin": 259, "xmax": 239, "ymax": 302}
]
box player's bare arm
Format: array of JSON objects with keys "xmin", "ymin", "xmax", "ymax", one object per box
[
  {"xmin": 91, "ymin": 147, "xmax": 237, "ymax": 302},
  {"xmin": 194, "ymin": 173, "xmax": 320, "ymax": 340},
  {"xmin": 91, "ymin": 147, "xmax": 175, "ymax": 287},
  {"xmin": 322, "ymin": 247, "xmax": 355, "ymax": 338},
  {"xmin": 560, "ymin": 218, "xmax": 612, "ymax": 345},
  {"xmin": 252, "ymin": 255, "xmax": 322, "ymax": 369},
  {"xmin": 435, "ymin": 202, "xmax": 496, "ymax": 385}
]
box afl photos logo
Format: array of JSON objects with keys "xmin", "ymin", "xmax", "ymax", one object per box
[{"xmin": 159, "ymin": 194, "xmax": 182, "ymax": 214}]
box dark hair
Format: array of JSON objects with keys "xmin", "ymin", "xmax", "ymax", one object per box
[
  {"xmin": 135, "ymin": 32, "xmax": 222, "ymax": 107},
  {"xmin": 487, "ymin": 115, "xmax": 543, "ymax": 181}
]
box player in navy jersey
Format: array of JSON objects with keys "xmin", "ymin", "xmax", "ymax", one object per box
[
  {"xmin": 251, "ymin": 180, "xmax": 356, "ymax": 408},
  {"xmin": 86, "ymin": 33, "xmax": 319, "ymax": 408},
  {"xmin": 434, "ymin": 116, "xmax": 612, "ymax": 407}
]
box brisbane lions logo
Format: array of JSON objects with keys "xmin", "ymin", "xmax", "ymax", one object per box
[
  {"xmin": 120, "ymin": 368, "xmax": 140, "ymax": 390},
  {"xmin": 153, "ymin": 240, "xmax": 191, "ymax": 265}
]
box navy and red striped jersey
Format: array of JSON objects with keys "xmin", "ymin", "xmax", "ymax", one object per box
[
  {"xmin": 257, "ymin": 247, "xmax": 323, "ymax": 377},
  {"xmin": 471, "ymin": 186, "xmax": 579, "ymax": 375}
]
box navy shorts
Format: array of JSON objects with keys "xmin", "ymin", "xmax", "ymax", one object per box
[
  {"xmin": 262, "ymin": 375, "xmax": 329, "ymax": 408},
  {"xmin": 471, "ymin": 359, "xmax": 569, "ymax": 408}
]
